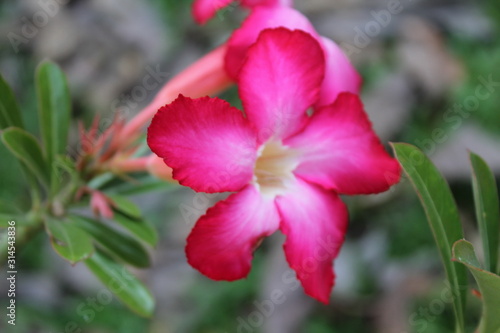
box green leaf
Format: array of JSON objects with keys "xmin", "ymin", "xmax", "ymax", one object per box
[
  {"xmin": 71, "ymin": 215, "xmax": 150, "ymax": 268},
  {"xmin": 45, "ymin": 218, "xmax": 94, "ymax": 264},
  {"xmin": 452, "ymin": 240, "xmax": 500, "ymax": 333},
  {"xmin": 0, "ymin": 73, "xmax": 23, "ymax": 129},
  {"xmin": 108, "ymin": 195, "xmax": 142, "ymax": 220},
  {"xmin": 1, "ymin": 128, "xmax": 50, "ymax": 185},
  {"xmin": 105, "ymin": 195, "xmax": 158, "ymax": 246},
  {"xmin": 106, "ymin": 175, "xmax": 174, "ymax": 196},
  {"xmin": 114, "ymin": 212, "xmax": 158, "ymax": 246},
  {"xmin": 36, "ymin": 61, "xmax": 71, "ymax": 182},
  {"xmin": 470, "ymin": 152, "xmax": 500, "ymax": 274},
  {"xmin": 392, "ymin": 143, "xmax": 468, "ymax": 332},
  {"xmin": 85, "ymin": 249, "xmax": 154, "ymax": 317}
]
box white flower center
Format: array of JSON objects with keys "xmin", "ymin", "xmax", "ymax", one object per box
[{"xmin": 253, "ymin": 140, "xmax": 299, "ymax": 198}]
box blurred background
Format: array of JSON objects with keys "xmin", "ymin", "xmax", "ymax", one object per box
[{"xmin": 0, "ymin": 0, "xmax": 499, "ymax": 332}]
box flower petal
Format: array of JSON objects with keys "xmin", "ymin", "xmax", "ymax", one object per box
[
  {"xmin": 285, "ymin": 93, "xmax": 402, "ymax": 194},
  {"xmin": 239, "ymin": 28, "xmax": 325, "ymax": 142},
  {"xmin": 186, "ymin": 185, "xmax": 280, "ymax": 280},
  {"xmin": 192, "ymin": 0, "xmax": 233, "ymax": 25},
  {"xmin": 225, "ymin": 6, "xmax": 318, "ymax": 79},
  {"xmin": 147, "ymin": 95, "xmax": 258, "ymax": 193},
  {"xmin": 276, "ymin": 179, "xmax": 348, "ymax": 304},
  {"xmin": 317, "ymin": 37, "xmax": 362, "ymax": 107}
]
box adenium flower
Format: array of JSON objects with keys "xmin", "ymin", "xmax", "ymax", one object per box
[
  {"xmin": 147, "ymin": 28, "xmax": 401, "ymax": 303},
  {"xmin": 193, "ymin": 0, "xmax": 292, "ymax": 24},
  {"xmin": 118, "ymin": 5, "xmax": 358, "ymax": 150}
]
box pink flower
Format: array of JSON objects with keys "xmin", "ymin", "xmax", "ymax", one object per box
[
  {"xmin": 147, "ymin": 28, "xmax": 401, "ymax": 303},
  {"xmin": 225, "ymin": 5, "xmax": 362, "ymax": 108},
  {"xmin": 193, "ymin": 0, "xmax": 292, "ymax": 24},
  {"xmin": 121, "ymin": 5, "xmax": 359, "ymax": 149}
]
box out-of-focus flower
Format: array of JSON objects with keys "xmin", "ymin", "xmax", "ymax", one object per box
[
  {"xmin": 89, "ymin": 190, "xmax": 114, "ymax": 219},
  {"xmin": 192, "ymin": 0, "xmax": 293, "ymax": 24},
  {"xmin": 225, "ymin": 6, "xmax": 361, "ymax": 107},
  {"xmin": 118, "ymin": 5, "xmax": 359, "ymax": 151},
  {"xmin": 147, "ymin": 28, "xmax": 400, "ymax": 303}
]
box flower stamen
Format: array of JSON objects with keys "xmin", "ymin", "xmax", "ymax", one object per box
[{"xmin": 253, "ymin": 140, "xmax": 299, "ymax": 197}]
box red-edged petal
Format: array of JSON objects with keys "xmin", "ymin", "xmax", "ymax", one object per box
[
  {"xmin": 285, "ymin": 93, "xmax": 402, "ymax": 194},
  {"xmin": 241, "ymin": 0, "xmax": 293, "ymax": 7},
  {"xmin": 225, "ymin": 6, "xmax": 318, "ymax": 79},
  {"xmin": 239, "ymin": 28, "xmax": 325, "ymax": 143},
  {"xmin": 317, "ymin": 37, "xmax": 362, "ymax": 107},
  {"xmin": 147, "ymin": 95, "xmax": 258, "ymax": 193},
  {"xmin": 276, "ymin": 178, "xmax": 348, "ymax": 304},
  {"xmin": 192, "ymin": 0, "xmax": 233, "ymax": 25},
  {"xmin": 186, "ymin": 185, "xmax": 280, "ymax": 280}
]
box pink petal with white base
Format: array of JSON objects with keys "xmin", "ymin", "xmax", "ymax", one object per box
[
  {"xmin": 192, "ymin": 0, "xmax": 233, "ymax": 24},
  {"xmin": 276, "ymin": 178, "xmax": 348, "ymax": 304},
  {"xmin": 285, "ymin": 93, "xmax": 402, "ymax": 195},
  {"xmin": 147, "ymin": 95, "xmax": 258, "ymax": 193},
  {"xmin": 317, "ymin": 37, "xmax": 362, "ymax": 107},
  {"xmin": 225, "ymin": 6, "xmax": 318, "ymax": 78},
  {"xmin": 186, "ymin": 185, "xmax": 280, "ymax": 280},
  {"xmin": 239, "ymin": 28, "xmax": 324, "ymax": 142}
]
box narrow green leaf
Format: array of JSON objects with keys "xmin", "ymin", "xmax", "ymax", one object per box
[
  {"xmin": 452, "ymin": 240, "xmax": 500, "ymax": 333},
  {"xmin": 108, "ymin": 195, "xmax": 142, "ymax": 220},
  {"xmin": 1, "ymin": 128, "xmax": 50, "ymax": 185},
  {"xmin": 0, "ymin": 73, "xmax": 23, "ymax": 129},
  {"xmin": 71, "ymin": 215, "xmax": 150, "ymax": 268},
  {"xmin": 470, "ymin": 152, "xmax": 500, "ymax": 274},
  {"xmin": 85, "ymin": 250, "xmax": 154, "ymax": 317},
  {"xmin": 108, "ymin": 176, "xmax": 174, "ymax": 196},
  {"xmin": 114, "ymin": 212, "xmax": 158, "ymax": 246},
  {"xmin": 392, "ymin": 143, "xmax": 467, "ymax": 332},
  {"xmin": 45, "ymin": 218, "xmax": 94, "ymax": 264},
  {"xmin": 36, "ymin": 61, "xmax": 71, "ymax": 180}
]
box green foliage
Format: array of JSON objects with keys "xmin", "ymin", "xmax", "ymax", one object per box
[
  {"xmin": 0, "ymin": 73, "xmax": 24, "ymax": 129},
  {"xmin": 1, "ymin": 127, "xmax": 50, "ymax": 186},
  {"xmin": 85, "ymin": 250, "xmax": 155, "ymax": 318},
  {"xmin": 113, "ymin": 212, "xmax": 158, "ymax": 247},
  {"xmin": 71, "ymin": 215, "xmax": 151, "ymax": 268},
  {"xmin": 395, "ymin": 145, "xmax": 500, "ymax": 333},
  {"xmin": 392, "ymin": 143, "xmax": 468, "ymax": 333},
  {"xmin": 35, "ymin": 61, "xmax": 71, "ymax": 194},
  {"xmin": 0, "ymin": 63, "xmax": 158, "ymax": 316},
  {"xmin": 108, "ymin": 195, "xmax": 142, "ymax": 220},
  {"xmin": 45, "ymin": 217, "xmax": 94, "ymax": 264},
  {"xmin": 107, "ymin": 195, "xmax": 158, "ymax": 246},
  {"xmin": 470, "ymin": 152, "xmax": 500, "ymax": 274},
  {"xmin": 452, "ymin": 240, "xmax": 500, "ymax": 333}
]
